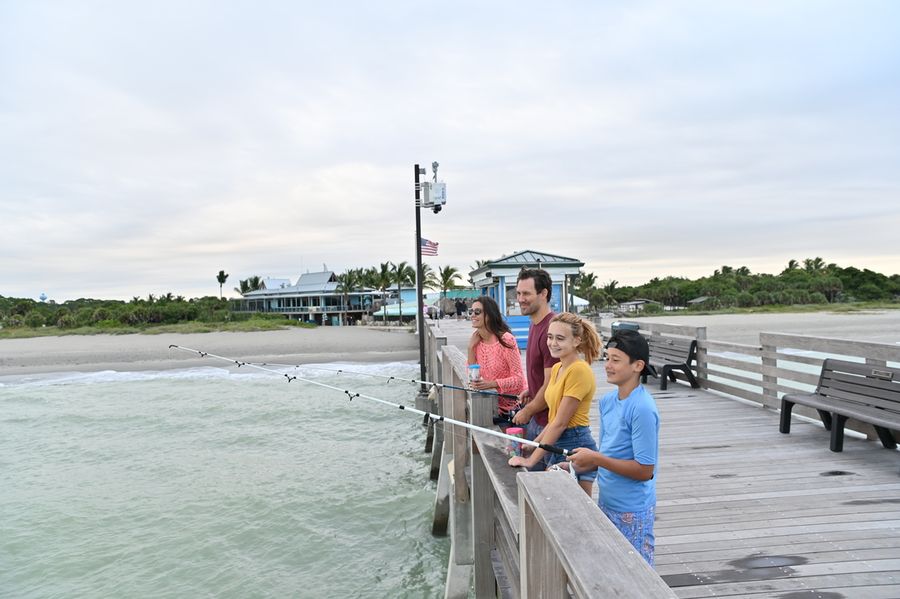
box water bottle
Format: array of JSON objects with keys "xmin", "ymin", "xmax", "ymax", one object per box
[
  {"xmin": 506, "ymin": 427, "xmax": 525, "ymax": 457},
  {"xmin": 468, "ymin": 364, "xmax": 481, "ymax": 384}
]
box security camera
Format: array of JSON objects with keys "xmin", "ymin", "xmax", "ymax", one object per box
[{"xmin": 432, "ymin": 205, "xmax": 442, "ymax": 214}]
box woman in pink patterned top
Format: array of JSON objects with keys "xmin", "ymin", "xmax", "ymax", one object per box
[{"xmin": 467, "ymin": 296, "xmax": 526, "ymax": 416}]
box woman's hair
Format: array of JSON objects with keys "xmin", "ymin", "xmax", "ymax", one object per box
[
  {"xmin": 473, "ymin": 296, "xmax": 515, "ymax": 349},
  {"xmin": 550, "ymin": 312, "xmax": 601, "ymax": 363}
]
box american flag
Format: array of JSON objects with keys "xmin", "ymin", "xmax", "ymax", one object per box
[{"xmin": 420, "ymin": 238, "xmax": 439, "ymax": 256}]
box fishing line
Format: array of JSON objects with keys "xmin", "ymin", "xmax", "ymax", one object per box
[
  {"xmin": 248, "ymin": 362, "xmax": 520, "ymax": 400},
  {"xmin": 168, "ymin": 345, "xmax": 570, "ymax": 456}
]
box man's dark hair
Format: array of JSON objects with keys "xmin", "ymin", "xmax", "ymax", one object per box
[{"xmin": 517, "ymin": 268, "xmax": 552, "ymax": 301}]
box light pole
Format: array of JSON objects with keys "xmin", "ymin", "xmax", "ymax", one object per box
[
  {"xmin": 414, "ymin": 161, "xmax": 445, "ymax": 393},
  {"xmin": 414, "ymin": 164, "xmax": 427, "ymax": 392}
]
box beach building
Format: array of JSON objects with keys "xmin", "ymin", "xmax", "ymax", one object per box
[
  {"xmin": 618, "ymin": 298, "xmax": 660, "ymax": 312},
  {"xmin": 469, "ymin": 249, "xmax": 584, "ymax": 315},
  {"xmin": 231, "ymin": 270, "xmax": 384, "ymax": 325}
]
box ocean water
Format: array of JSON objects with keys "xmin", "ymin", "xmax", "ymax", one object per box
[{"xmin": 0, "ymin": 362, "xmax": 449, "ymax": 598}]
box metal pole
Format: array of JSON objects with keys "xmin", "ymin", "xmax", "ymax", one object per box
[{"xmin": 414, "ymin": 164, "xmax": 427, "ymax": 392}]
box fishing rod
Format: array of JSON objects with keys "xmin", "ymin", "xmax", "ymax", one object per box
[
  {"xmin": 168, "ymin": 344, "xmax": 571, "ymax": 456},
  {"xmin": 248, "ymin": 362, "xmax": 521, "ymax": 401}
]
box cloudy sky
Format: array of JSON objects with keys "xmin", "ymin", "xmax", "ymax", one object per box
[{"xmin": 2, "ymin": 1, "xmax": 898, "ymax": 301}]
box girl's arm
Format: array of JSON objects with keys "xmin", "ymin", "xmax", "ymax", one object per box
[
  {"xmin": 493, "ymin": 339, "xmax": 526, "ymax": 395},
  {"xmin": 509, "ymin": 395, "xmax": 581, "ymax": 469}
]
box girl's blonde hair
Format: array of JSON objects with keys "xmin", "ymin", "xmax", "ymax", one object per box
[{"xmin": 550, "ymin": 312, "xmax": 601, "ymax": 363}]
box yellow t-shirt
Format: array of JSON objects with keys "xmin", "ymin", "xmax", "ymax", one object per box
[{"xmin": 545, "ymin": 360, "xmax": 596, "ymax": 428}]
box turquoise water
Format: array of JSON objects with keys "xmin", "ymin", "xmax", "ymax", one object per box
[{"xmin": 0, "ymin": 363, "xmax": 449, "ymax": 598}]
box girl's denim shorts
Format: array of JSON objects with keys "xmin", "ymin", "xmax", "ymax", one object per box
[{"xmin": 546, "ymin": 425, "xmax": 598, "ymax": 482}]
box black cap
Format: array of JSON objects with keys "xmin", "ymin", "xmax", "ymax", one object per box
[{"xmin": 606, "ymin": 330, "xmax": 652, "ymax": 376}]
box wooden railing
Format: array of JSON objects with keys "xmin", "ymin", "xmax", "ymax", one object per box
[
  {"xmin": 424, "ymin": 323, "xmax": 675, "ymax": 598},
  {"xmin": 598, "ymin": 319, "xmax": 900, "ymax": 439}
]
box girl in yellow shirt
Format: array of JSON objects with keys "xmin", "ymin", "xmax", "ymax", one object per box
[{"xmin": 508, "ymin": 312, "xmax": 601, "ymax": 495}]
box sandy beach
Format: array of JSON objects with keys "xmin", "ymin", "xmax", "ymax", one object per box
[
  {"xmin": 0, "ymin": 326, "xmax": 419, "ymax": 377},
  {"xmin": 632, "ymin": 310, "xmax": 900, "ymax": 346}
]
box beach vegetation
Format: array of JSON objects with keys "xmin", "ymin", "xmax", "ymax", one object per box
[
  {"xmin": 567, "ymin": 258, "xmax": 898, "ymax": 316},
  {"xmin": 0, "ymin": 295, "xmax": 315, "ymax": 338}
]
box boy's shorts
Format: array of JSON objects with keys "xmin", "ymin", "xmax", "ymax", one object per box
[{"xmin": 600, "ymin": 504, "xmax": 656, "ymax": 567}]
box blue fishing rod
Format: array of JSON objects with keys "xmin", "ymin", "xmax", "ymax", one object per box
[
  {"xmin": 168, "ymin": 344, "xmax": 571, "ymax": 457},
  {"xmin": 249, "ymin": 361, "xmax": 521, "ymax": 401}
]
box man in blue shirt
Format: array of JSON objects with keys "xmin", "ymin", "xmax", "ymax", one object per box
[{"xmin": 567, "ymin": 329, "xmax": 660, "ymax": 566}]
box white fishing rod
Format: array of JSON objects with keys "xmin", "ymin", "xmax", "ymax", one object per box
[
  {"xmin": 168, "ymin": 344, "xmax": 571, "ymax": 456},
  {"xmin": 249, "ymin": 361, "xmax": 521, "ymax": 401}
]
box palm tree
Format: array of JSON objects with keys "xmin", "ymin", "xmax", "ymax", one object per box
[
  {"xmin": 234, "ymin": 275, "xmax": 262, "ymax": 296},
  {"xmin": 803, "ymin": 257, "xmax": 825, "ymax": 273},
  {"xmin": 420, "ymin": 263, "xmax": 439, "ymax": 290},
  {"xmin": 437, "ymin": 265, "xmax": 462, "ymax": 302},
  {"xmin": 216, "ymin": 270, "xmax": 229, "ymax": 299},
  {"xmin": 392, "ymin": 261, "xmax": 416, "ymax": 323},
  {"xmin": 336, "ymin": 268, "xmax": 363, "ymax": 325},
  {"xmin": 373, "ymin": 262, "xmax": 394, "ymax": 325},
  {"xmin": 467, "ymin": 259, "xmax": 490, "ymax": 285}
]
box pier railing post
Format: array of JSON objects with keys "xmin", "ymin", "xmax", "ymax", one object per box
[
  {"xmin": 760, "ymin": 333, "xmax": 778, "ymax": 409},
  {"xmin": 695, "ymin": 325, "xmax": 708, "ymax": 387}
]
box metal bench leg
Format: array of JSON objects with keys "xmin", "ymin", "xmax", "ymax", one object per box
[
  {"xmin": 659, "ymin": 367, "xmax": 669, "ymax": 391},
  {"xmin": 874, "ymin": 426, "xmax": 898, "ymax": 450},
  {"xmin": 816, "ymin": 410, "xmax": 832, "ymax": 431},
  {"xmin": 830, "ymin": 414, "xmax": 847, "ymax": 452},
  {"xmin": 684, "ymin": 367, "xmax": 700, "ymax": 389},
  {"xmin": 779, "ymin": 399, "xmax": 794, "ymax": 434}
]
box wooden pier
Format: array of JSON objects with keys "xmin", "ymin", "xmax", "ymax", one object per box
[{"xmin": 422, "ymin": 318, "xmax": 900, "ymax": 598}]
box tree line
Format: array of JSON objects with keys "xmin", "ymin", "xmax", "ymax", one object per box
[
  {"xmin": 0, "ymin": 294, "xmax": 241, "ymax": 330},
  {"xmin": 4, "ymin": 257, "xmax": 896, "ymax": 330},
  {"xmin": 570, "ymin": 258, "xmax": 900, "ymax": 312}
]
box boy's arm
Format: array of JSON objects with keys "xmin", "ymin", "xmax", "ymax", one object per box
[{"xmin": 568, "ymin": 450, "xmax": 655, "ymax": 481}]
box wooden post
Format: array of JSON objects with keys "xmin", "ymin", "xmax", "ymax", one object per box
[
  {"xmin": 442, "ymin": 346, "xmax": 474, "ymax": 598},
  {"xmin": 760, "ymin": 333, "xmax": 778, "ymax": 409},
  {"xmin": 695, "ymin": 325, "xmax": 708, "ymax": 387},
  {"xmin": 472, "ymin": 441, "xmax": 495, "ymax": 597},
  {"xmin": 519, "ymin": 475, "xmax": 567, "ymax": 599}
]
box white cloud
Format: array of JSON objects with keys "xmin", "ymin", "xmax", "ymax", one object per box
[{"xmin": 1, "ymin": 1, "xmax": 898, "ymax": 300}]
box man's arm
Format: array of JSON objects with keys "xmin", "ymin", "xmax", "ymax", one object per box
[{"xmin": 512, "ymin": 366, "xmax": 552, "ymax": 424}]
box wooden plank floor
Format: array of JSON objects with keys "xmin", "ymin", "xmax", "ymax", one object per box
[
  {"xmin": 433, "ymin": 319, "xmax": 900, "ymax": 598},
  {"xmin": 648, "ymin": 382, "xmax": 900, "ymax": 599}
]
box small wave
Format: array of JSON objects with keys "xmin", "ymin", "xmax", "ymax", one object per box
[{"xmin": 0, "ymin": 360, "xmax": 420, "ymax": 389}]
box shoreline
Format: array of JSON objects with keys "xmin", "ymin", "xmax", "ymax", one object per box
[{"xmin": 0, "ymin": 327, "xmax": 419, "ymax": 378}]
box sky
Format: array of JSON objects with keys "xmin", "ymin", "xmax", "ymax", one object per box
[{"xmin": 2, "ymin": 1, "xmax": 899, "ymax": 302}]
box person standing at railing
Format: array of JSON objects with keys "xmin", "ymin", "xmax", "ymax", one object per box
[
  {"xmin": 566, "ymin": 329, "xmax": 660, "ymax": 566},
  {"xmin": 511, "ymin": 268, "xmax": 559, "ymax": 443},
  {"xmin": 467, "ymin": 296, "xmax": 526, "ymax": 421},
  {"xmin": 508, "ymin": 312, "xmax": 601, "ymax": 495}
]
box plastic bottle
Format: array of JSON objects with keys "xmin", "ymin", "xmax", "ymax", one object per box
[{"xmin": 506, "ymin": 427, "xmax": 525, "ymax": 457}]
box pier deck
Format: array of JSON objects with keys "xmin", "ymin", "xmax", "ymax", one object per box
[{"xmin": 432, "ymin": 319, "xmax": 900, "ymax": 598}]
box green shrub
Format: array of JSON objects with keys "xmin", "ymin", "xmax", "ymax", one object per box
[
  {"xmin": 56, "ymin": 313, "xmax": 77, "ymax": 328},
  {"xmin": 24, "ymin": 311, "xmax": 45, "ymax": 327}
]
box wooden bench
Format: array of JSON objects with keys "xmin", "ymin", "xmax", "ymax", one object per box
[
  {"xmin": 640, "ymin": 335, "xmax": 699, "ymax": 390},
  {"xmin": 779, "ymin": 359, "xmax": 900, "ymax": 452}
]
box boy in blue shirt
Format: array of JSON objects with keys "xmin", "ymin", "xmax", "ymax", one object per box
[{"xmin": 567, "ymin": 329, "xmax": 660, "ymax": 566}]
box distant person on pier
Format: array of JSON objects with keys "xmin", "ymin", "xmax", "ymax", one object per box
[
  {"xmin": 511, "ymin": 268, "xmax": 558, "ymax": 445},
  {"xmin": 467, "ymin": 296, "xmax": 526, "ymax": 421},
  {"xmin": 455, "ymin": 298, "xmax": 466, "ymax": 320},
  {"xmin": 508, "ymin": 312, "xmax": 600, "ymax": 495},
  {"xmin": 566, "ymin": 329, "xmax": 660, "ymax": 566}
]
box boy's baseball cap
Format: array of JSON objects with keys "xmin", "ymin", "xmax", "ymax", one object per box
[{"xmin": 606, "ymin": 330, "xmax": 652, "ymax": 376}]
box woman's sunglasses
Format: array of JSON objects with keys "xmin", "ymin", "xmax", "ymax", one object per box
[{"xmin": 471, "ymin": 308, "xmax": 483, "ymax": 315}]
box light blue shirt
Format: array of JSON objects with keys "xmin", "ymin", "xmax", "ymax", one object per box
[{"xmin": 597, "ymin": 384, "xmax": 659, "ymax": 512}]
